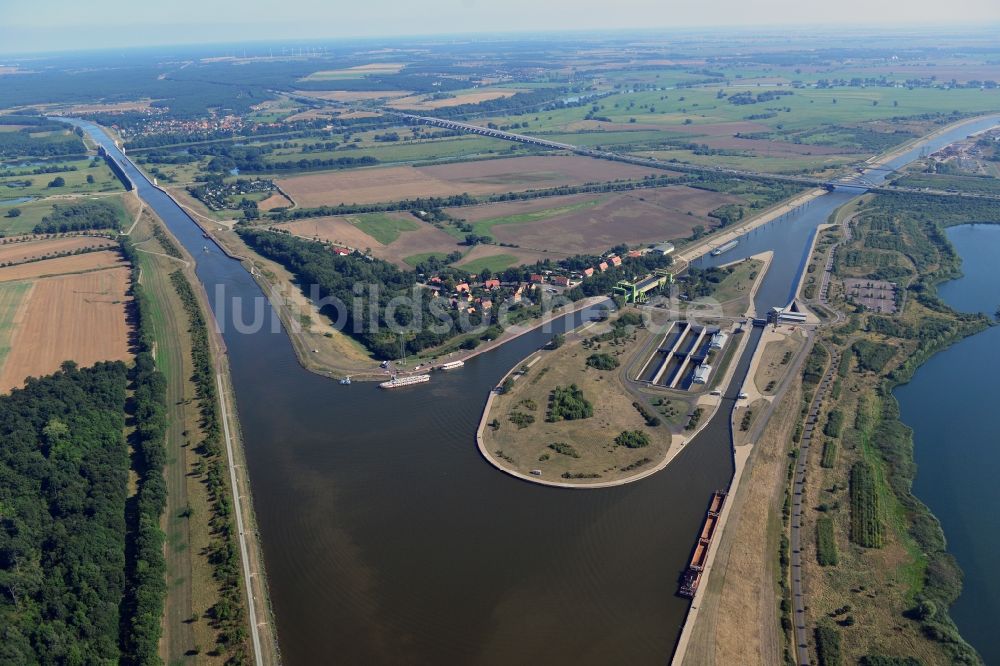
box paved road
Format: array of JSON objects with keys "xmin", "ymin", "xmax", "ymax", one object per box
[{"xmin": 789, "ymin": 343, "xmax": 840, "ymax": 665}]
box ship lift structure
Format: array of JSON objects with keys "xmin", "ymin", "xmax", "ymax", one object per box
[{"xmin": 612, "ymin": 269, "xmax": 673, "ymax": 304}]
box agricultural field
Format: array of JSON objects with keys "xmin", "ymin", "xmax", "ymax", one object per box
[
  {"xmin": 386, "ymin": 87, "xmax": 527, "ymax": 110},
  {"xmin": 278, "ymin": 213, "xmax": 463, "ymax": 267},
  {"xmin": 276, "ymin": 155, "xmax": 661, "ymax": 207},
  {"xmin": 453, "ymin": 245, "xmax": 551, "ymax": 272},
  {"xmin": 0, "ymin": 249, "xmax": 127, "ymax": 282},
  {"xmin": 0, "ymin": 244, "xmax": 132, "ymax": 392},
  {"xmin": 0, "ymin": 235, "xmax": 116, "ymax": 265},
  {"xmin": 448, "ymin": 185, "xmax": 739, "ymax": 253}
]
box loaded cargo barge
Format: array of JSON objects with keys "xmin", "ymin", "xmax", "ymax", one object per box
[
  {"xmin": 379, "ymin": 374, "xmax": 431, "ymax": 389},
  {"xmin": 710, "ymin": 239, "xmax": 739, "ymax": 256},
  {"xmin": 678, "ymin": 490, "xmax": 727, "ymax": 598}
]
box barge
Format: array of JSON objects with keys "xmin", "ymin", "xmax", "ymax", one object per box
[
  {"xmin": 379, "ymin": 374, "xmax": 431, "ymax": 389},
  {"xmin": 710, "ymin": 239, "xmax": 739, "ymax": 257},
  {"xmin": 678, "ymin": 490, "xmax": 727, "ymax": 598}
]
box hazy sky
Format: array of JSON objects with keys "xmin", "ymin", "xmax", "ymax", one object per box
[{"xmin": 2, "ymin": 0, "xmax": 1000, "ymax": 55}]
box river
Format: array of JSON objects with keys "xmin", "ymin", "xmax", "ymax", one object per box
[
  {"xmin": 894, "ymin": 224, "xmax": 1000, "ymax": 665},
  {"xmin": 64, "ymin": 115, "xmax": 1000, "ymax": 664}
]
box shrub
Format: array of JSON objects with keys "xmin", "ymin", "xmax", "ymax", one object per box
[
  {"xmin": 816, "ymin": 517, "xmax": 838, "ymax": 566},
  {"xmin": 615, "ymin": 430, "xmax": 650, "ymax": 449},
  {"xmin": 815, "ymin": 624, "xmax": 842, "ymax": 666},
  {"xmin": 850, "ymin": 460, "xmax": 884, "ymax": 547},
  {"xmin": 821, "ymin": 440, "xmax": 838, "ymax": 468},
  {"xmin": 586, "ymin": 352, "xmax": 619, "ymax": 370},
  {"xmin": 508, "ymin": 411, "xmax": 534, "ymax": 429},
  {"xmin": 547, "ymin": 441, "xmax": 580, "ymax": 458},
  {"xmin": 547, "ymin": 384, "xmax": 593, "ymax": 421}
]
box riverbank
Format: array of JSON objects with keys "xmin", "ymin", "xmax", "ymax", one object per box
[
  {"xmin": 673, "ymin": 188, "xmax": 828, "ymax": 268},
  {"xmin": 895, "ymin": 225, "xmax": 1000, "ymax": 663}
]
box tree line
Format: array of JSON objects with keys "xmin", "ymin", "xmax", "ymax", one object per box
[{"xmin": 168, "ymin": 270, "xmax": 249, "ymax": 658}]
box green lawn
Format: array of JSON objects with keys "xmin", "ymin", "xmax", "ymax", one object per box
[
  {"xmin": 348, "ymin": 212, "xmax": 418, "ymax": 245},
  {"xmin": 470, "ymin": 197, "xmax": 604, "ymax": 236},
  {"xmin": 455, "ymin": 253, "xmax": 520, "ymax": 273}
]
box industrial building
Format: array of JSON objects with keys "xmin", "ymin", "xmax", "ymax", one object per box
[
  {"xmin": 768, "ymin": 306, "xmax": 808, "ymax": 325},
  {"xmin": 709, "ymin": 331, "xmax": 728, "ymax": 350},
  {"xmin": 692, "ymin": 363, "xmax": 712, "ymax": 384}
]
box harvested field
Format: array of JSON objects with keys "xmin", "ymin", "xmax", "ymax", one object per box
[
  {"xmin": 277, "ymin": 156, "xmax": 662, "ymax": 207},
  {"xmin": 388, "ymin": 89, "xmax": 525, "ymax": 110},
  {"xmin": 279, "ymin": 214, "xmax": 463, "ymax": 267},
  {"xmin": 0, "ymin": 236, "xmax": 116, "ymax": 265},
  {"xmin": 448, "ymin": 186, "xmax": 741, "ymax": 255},
  {"xmin": 0, "ymin": 250, "xmax": 127, "ymax": 282},
  {"xmin": 0, "ymin": 265, "xmax": 132, "ymax": 392},
  {"xmin": 280, "ymin": 216, "xmax": 383, "ymax": 249},
  {"xmin": 258, "ymin": 192, "xmax": 293, "ymax": 211}
]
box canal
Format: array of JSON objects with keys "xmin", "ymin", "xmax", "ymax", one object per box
[{"xmin": 65, "ymin": 115, "xmax": 1000, "ymax": 664}]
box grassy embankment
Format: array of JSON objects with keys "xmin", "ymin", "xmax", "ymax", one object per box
[
  {"xmin": 130, "ymin": 211, "xmax": 257, "ymax": 663},
  {"xmin": 787, "ymin": 191, "xmax": 998, "ymax": 664}
]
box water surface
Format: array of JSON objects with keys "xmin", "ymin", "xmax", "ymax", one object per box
[{"xmin": 895, "ymin": 224, "xmax": 1000, "ymax": 664}]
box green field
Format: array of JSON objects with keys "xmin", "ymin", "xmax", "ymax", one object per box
[
  {"xmin": 0, "ymin": 194, "xmax": 128, "ymax": 236},
  {"xmin": 0, "ymin": 281, "xmax": 30, "ymax": 369},
  {"xmin": 456, "ymin": 253, "xmax": 520, "ymax": 273},
  {"xmin": 0, "ymin": 158, "xmax": 123, "ymax": 197},
  {"xmin": 265, "ymin": 134, "xmax": 529, "ymax": 170},
  {"xmin": 348, "ymin": 212, "xmax": 418, "ymax": 244},
  {"xmin": 469, "ymin": 198, "xmax": 604, "ymax": 236},
  {"xmin": 404, "ymin": 251, "xmax": 450, "ymax": 268}
]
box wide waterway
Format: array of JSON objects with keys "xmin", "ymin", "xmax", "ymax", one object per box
[
  {"xmin": 66, "ymin": 115, "xmax": 1000, "ymax": 664},
  {"xmin": 895, "ymin": 224, "xmax": 1000, "ymax": 664}
]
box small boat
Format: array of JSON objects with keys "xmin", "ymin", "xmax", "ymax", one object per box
[{"xmin": 339, "ymin": 376, "xmax": 351, "ymax": 385}]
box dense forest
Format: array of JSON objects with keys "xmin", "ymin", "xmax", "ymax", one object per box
[
  {"xmin": 0, "ymin": 129, "xmax": 86, "ymax": 159},
  {"xmin": 0, "ymin": 241, "xmax": 169, "ymax": 664},
  {"xmin": 0, "ymin": 361, "xmax": 130, "ymax": 663}
]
